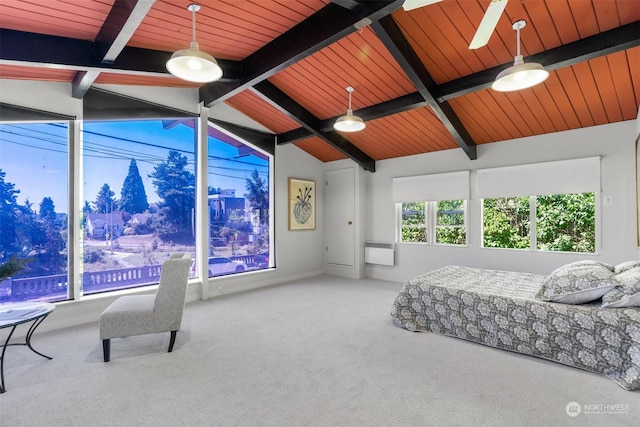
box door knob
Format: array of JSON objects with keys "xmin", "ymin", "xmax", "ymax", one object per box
[{"xmin": 347, "ymin": 221, "xmax": 352, "ymax": 225}]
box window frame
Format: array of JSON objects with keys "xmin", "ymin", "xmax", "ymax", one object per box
[
  {"xmin": 0, "ymin": 112, "xmax": 275, "ymax": 304},
  {"xmin": 480, "ymin": 192, "xmax": 600, "ymax": 254},
  {"xmin": 397, "ymin": 199, "xmax": 468, "ymax": 246}
]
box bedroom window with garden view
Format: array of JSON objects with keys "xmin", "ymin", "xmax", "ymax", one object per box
[
  {"xmin": 482, "ymin": 193, "xmax": 595, "ymax": 252},
  {"xmin": 400, "ymin": 200, "xmax": 466, "ymax": 245}
]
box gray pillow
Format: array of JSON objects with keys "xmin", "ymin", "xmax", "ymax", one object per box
[
  {"xmin": 536, "ymin": 263, "xmax": 619, "ymax": 304},
  {"xmin": 614, "ymin": 260, "xmax": 640, "ymax": 275},
  {"xmin": 549, "ymin": 260, "xmax": 614, "ymax": 273},
  {"xmin": 602, "ymin": 267, "xmax": 640, "ymax": 308}
]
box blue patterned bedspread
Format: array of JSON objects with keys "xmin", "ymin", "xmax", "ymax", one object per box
[{"xmin": 391, "ymin": 265, "xmax": 640, "ymax": 390}]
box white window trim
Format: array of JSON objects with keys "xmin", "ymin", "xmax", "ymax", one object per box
[
  {"xmin": 397, "ymin": 200, "xmax": 468, "ymax": 246},
  {"xmin": 480, "ymin": 192, "xmax": 600, "ymax": 254}
]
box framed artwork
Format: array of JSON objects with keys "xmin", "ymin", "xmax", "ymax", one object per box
[{"xmin": 288, "ymin": 178, "xmax": 316, "ymax": 230}]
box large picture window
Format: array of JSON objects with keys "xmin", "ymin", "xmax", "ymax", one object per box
[
  {"xmin": 0, "ymin": 122, "xmax": 69, "ymax": 302},
  {"xmin": 1, "ymin": 111, "xmax": 273, "ymax": 304},
  {"xmin": 204, "ymin": 124, "xmax": 271, "ymax": 277},
  {"xmin": 81, "ymin": 119, "xmax": 197, "ymax": 295}
]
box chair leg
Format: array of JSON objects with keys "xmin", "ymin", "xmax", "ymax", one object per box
[
  {"xmin": 103, "ymin": 339, "xmax": 111, "ymax": 362},
  {"xmin": 168, "ymin": 331, "xmax": 177, "ymax": 352}
]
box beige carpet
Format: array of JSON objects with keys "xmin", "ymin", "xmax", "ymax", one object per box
[{"xmin": 2, "ymin": 275, "xmax": 638, "ymax": 426}]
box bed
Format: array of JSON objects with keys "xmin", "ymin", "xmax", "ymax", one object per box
[{"xmin": 390, "ymin": 263, "xmax": 640, "ymax": 391}]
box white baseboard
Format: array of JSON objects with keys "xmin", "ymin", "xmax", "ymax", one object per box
[{"xmin": 13, "ymin": 269, "xmax": 325, "ymax": 337}]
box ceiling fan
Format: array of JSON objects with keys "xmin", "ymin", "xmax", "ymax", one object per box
[
  {"xmin": 469, "ymin": 0, "xmax": 509, "ymax": 49},
  {"xmin": 402, "ymin": 0, "xmax": 443, "ymax": 12},
  {"xmin": 402, "ymin": 0, "xmax": 508, "ymax": 50}
]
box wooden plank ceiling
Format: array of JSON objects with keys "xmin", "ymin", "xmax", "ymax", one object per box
[{"xmin": 0, "ymin": 0, "xmax": 638, "ymax": 171}]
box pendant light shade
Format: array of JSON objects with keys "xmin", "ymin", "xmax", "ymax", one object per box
[
  {"xmin": 334, "ymin": 86, "xmax": 366, "ymax": 132},
  {"xmin": 491, "ymin": 20, "xmax": 548, "ymax": 92},
  {"xmin": 166, "ymin": 4, "xmax": 222, "ymax": 83}
]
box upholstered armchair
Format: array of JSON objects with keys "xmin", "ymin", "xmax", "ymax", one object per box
[{"xmin": 99, "ymin": 253, "xmax": 191, "ymax": 362}]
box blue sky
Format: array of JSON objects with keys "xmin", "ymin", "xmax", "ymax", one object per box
[{"xmin": 0, "ymin": 120, "xmax": 269, "ymax": 214}]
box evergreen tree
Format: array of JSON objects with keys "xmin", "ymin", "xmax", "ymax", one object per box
[
  {"xmin": 39, "ymin": 197, "xmax": 56, "ymax": 222},
  {"xmin": 95, "ymin": 183, "xmax": 117, "ymax": 214},
  {"xmin": 244, "ymin": 169, "xmax": 269, "ymax": 225},
  {"xmin": 31, "ymin": 198, "xmax": 66, "ymax": 275},
  {"xmin": 120, "ymin": 159, "xmax": 149, "ymax": 214},
  {"xmin": 149, "ymin": 150, "xmax": 195, "ymax": 233},
  {"xmin": 0, "ymin": 169, "xmax": 20, "ymax": 256}
]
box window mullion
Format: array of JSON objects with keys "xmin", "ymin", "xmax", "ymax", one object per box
[
  {"xmin": 427, "ymin": 201, "xmax": 435, "ymax": 245},
  {"xmin": 530, "ymin": 195, "xmax": 536, "ymax": 251}
]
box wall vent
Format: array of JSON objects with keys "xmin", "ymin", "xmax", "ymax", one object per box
[{"xmin": 364, "ymin": 242, "xmax": 394, "ymax": 266}]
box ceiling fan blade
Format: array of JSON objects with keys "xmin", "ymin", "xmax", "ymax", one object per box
[
  {"xmin": 469, "ymin": 0, "xmax": 509, "ymax": 49},
  {"xmin": 402, "ymin": 0, "xmax": 443, "ymax": 12}
]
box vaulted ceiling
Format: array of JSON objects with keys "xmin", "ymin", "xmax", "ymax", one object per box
[{"xmin": 1, "ymin": 0, "xmax": 638, "ymax": 172}]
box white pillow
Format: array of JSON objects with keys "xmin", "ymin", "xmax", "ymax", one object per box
[
  {"xmin": 614, "ymin": 260, "xmax": 640, "ymax": 275},
  {"xmin": 602, "ymin": 267, "xmax": 640, "ymax": 308},
  {"xmin": 548, "ymin": 260, "xmax": 614, "ymax": 274},
  {"xmin": 536, "ymin": 264, "xmax": 619, "ymax": 304}
]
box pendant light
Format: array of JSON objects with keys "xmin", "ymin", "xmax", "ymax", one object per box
[
  {"xmin": 166, "ymin": 4, "xmax": 222, "ymax": 83},
  {"xmin": 334, "ymin": 86, "xmax": 366, "ymax": 132},
  {"xmin": 491, "ymin": 20, "xmax": 548, "ymax": 92}
]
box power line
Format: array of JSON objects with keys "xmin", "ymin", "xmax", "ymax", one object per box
[{"xmin": 2, "ymin": 123, "xmax": 270, "ymax": 179}]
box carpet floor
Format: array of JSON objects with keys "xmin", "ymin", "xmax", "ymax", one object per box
[{"xmin": 2, "ymin": 275, "xmax": 638, "ymax": 426}]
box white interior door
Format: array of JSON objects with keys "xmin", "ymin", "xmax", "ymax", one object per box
[{"xmin": 325, "ymin": 168, "xmax": 355, "ymax": 267}]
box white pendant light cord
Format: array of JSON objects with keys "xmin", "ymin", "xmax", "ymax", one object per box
[
  {"xmin": 512, "ymin": 20, "xmax": 526, "ymax": 65},
  {"xmin": 515, "ymin": 23, "xmax": 521, "ymax": 58},
  {"xmin": 190, "ymin": 4, "xmax": 198, "ymax": 43},
  {"xmin": 187, "ymin": 4, "xmax": 200, "ymax": 43},
  {"xmin": 346, "ymin": 86, "xmax": 354, "ymax": 114}
]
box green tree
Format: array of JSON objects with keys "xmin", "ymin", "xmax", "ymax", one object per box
[
  {"xmin": 0, "ymin": 169, "xmax": 21, "ymax": 256},
  {"xmin": 149, "ymin": 150, "xmax": 195, "ymax": 234},
  {"xmin": 82, "ymin": 200, "xmax": 93, "ymax": 214},
  {"xmin": 120, "ymin": 159, "xmax": 149, "ymax": 214},
  {"xmin": 244, "ymin": 169, "xmax": 269, "ymax": 225},
  {"xmin": 536, "ymin": 193, "xmax": 595, "ymax": 252},
  {"xmin": 95, "ymin": 183, "xmax": 117, "ymax": 214},
  {"xmin": 401, "ymin": 202, "xmax": 426, "ymax": 242},
  {"xmin": 33, "ymin": 219, "xmax": 66, "ymax": 275},
  {"xmin": 436, "ymin": 200, "xmax": 465, "ymax": 244},
  {"xmin": 483, "ymin": 197, "xmax": 530, "ymax": 249},
  {"xmin": 39, "ymin": 197, "xmax": 56, "ymax": 222}
]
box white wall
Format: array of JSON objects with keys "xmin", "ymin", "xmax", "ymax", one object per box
[
  {"xmin": 0, "ymin": 79, "xmax": 326, "ymax": 333},
  {"xmin": 365, "ymin": 121, "xmax": 638, "ymax": 283}
]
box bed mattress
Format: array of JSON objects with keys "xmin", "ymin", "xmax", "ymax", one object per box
[{"xmin": 391, "ymin": 265, "xmax": 640, "ymax": 390}]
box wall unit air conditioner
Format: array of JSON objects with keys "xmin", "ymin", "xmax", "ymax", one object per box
[{"xmin": 364, "ymin": 242, "xmax": 394, "ymax": 266}]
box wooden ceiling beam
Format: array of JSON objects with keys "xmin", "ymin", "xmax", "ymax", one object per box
[
  {"xmin": 437, "ymin": 21, "xmax": 640, "ymax": 102},
  {"xmin": 208, "ymin": 119, "xmax": 276, "ymax": 156},
  {"xmin": 0, "ymin": 29, "xmax": 241, "ymax": 80},
  {"xmin": 371, "ymin": 16, "xmax": 477, "ymax": 160},
  {"xmin": 253, "ymin": 81, "xmax": 376, "ymax": 172},
  {"xmin": 72, "ymin": 0, "xmax": 156, "ymax": 98},
  {"xmin": 199, "ymin": 0, "xmax": 404, "ymax": 107}
]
